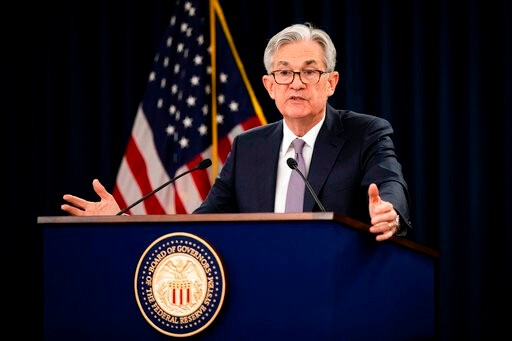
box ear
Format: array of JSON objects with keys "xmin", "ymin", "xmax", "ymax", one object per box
[
  {"xmin": 262, "ymin": 75, "xmax": 275, "ymax": 99},
  {"xmin": 326, "ymin": 71, "xmax": 340, "ymax": 96}
]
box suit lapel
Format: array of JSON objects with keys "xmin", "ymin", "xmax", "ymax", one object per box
[
  {"xmin": 253, "ymin": 121, "xmax": 283, "ymax": 211},
  {"xmin": 304, "ymin": 106, "xmax": 346, "ymax": 211}
]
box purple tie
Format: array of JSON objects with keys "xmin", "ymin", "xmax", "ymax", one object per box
[{"xmin": 285, "ymin": 138, "xmax": 306, "ymax": 212}]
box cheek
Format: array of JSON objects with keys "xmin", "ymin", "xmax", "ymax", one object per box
[
  {"xmin": 269, "ymin": 85, "xmax": 286, "ymax": 101},
  {"xmin": 319, "ymin": 84, "xmax": 333, "ymax": 98}
]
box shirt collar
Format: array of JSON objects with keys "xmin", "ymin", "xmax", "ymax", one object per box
[{"xmin": 281, "ymin": 114, "xmax": 326, "ymax": 153}]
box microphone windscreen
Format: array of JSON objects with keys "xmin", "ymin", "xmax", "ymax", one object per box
[
  {"xmin": 198, "ymin": 158, "xmax": 212, "ymax": 169},
  {"xmin": 287, "ymin": 158, "xmax": 297, "ymax": 169}
]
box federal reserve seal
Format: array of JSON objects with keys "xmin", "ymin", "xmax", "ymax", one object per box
[{"xmin": 134, "ymin": 232, "xmax": 226, "ymax": 337}]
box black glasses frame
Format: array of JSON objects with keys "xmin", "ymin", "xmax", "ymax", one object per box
[{"xmin": 270, "ymin": 70, "xmax": 328, "ymax": 85}]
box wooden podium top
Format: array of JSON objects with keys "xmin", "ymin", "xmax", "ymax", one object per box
[{"xmin": 38, "ymin": 212, "xmax": 438, "ymax": 257}]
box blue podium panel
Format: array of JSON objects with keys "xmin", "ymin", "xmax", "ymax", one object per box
[{"xmin": 40, "ymin": 213, "xmax": 438, "ymax": 340}]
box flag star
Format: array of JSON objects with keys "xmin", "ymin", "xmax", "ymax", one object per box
[
  {"xmin": 190, "ymin": 75, "xmax": 200, "ymax": 86},
  {"xmin": 177, "ymin": 42, "xmax": 184, "ymax": 53},
  {"xmin": 228, "ymin": 101, "xmax": 239, "ymax": 112},
  {"xmin": 157, "ymin": 98, "xmax": 164, "ymax": 108},
  {"xmin": 180, "ymin": 22, "xmax": 188, "ymax": 32},
  {"xmin": 217, "ymin": 94, "xmax": 225, "ymax": 104},
  {"xmin": 201, "ymin": 104, "xmax": 208, "ymax": 115},
  {"xmin": 149, "ymin": 71, "xmax": 156, "ymax": 82},
  {"xmin": 219, "ymin": 72, "xmax": 228, "ymax": 83},
  {"xmin": 166, "ymin": 36, "xmax": 173, "ymax": 47},
  {"xmin": 174, "ymin": 64, "xmax": 180, "ymax": 74},
  {"xmin": 169, "ymin": 105, "xmax": 176, "ymax": 115},
  {"xmin": 164, "ymin": 57, "xmax": 169, "ymax": 67},
  {"xmin": 166, "ymin": 124, "xmax": 176, "ymax": 136},
  {"xmin": 179, "ymin": 137, "xmax": 189, "ymax": 148},
  {"xmin": 193, "ymin": 54, "xmax": 203, "ymax": 66},
  {"xmin": 160, "ymin": 78, "xmax": 167, "ymax": 88},
  {"xmin": 197, "ymin": 34, "xmax": 204, "ymax": 45},
  {"xmin": 183, "ymin": 116, "xmax": 193, "ymax": 128},
  {"xmin": 216, "ymin": 114, "xmax": 224, "ymax": 124},
  {"xmin": 171, "ymin": 84, "xmax": 178, "ymax": 94},
  {"xmin": 198, "ymin": 124, "xmax": 208, "ymax": 135},
  {"xmin": 186, "ymin": 95, "xmax": 196, "ymax": 107}
]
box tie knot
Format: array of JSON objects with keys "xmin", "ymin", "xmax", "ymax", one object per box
[{"xmin": 292, "ymin": 138, "xmax": 305, "ymax": 154}]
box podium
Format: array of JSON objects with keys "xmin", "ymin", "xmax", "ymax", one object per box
[{"xmin": 39, "ymin": 212, "xmax": 438, "ymax": 340}]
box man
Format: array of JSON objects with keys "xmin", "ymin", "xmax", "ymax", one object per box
[{"xmin": 61, "ymin": 23, "xmax": 411, "ymax": 242}]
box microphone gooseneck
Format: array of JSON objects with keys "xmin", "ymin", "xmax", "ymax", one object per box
[
  {"xmin": 286, "ymin": 157, "xmax": 326, "ymax": 212},
  {"xmin": 116, "ymin": 158, "xmax": 212, "ymax": 215}
]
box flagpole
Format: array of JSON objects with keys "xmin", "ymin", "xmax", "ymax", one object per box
[
  {"xmin": 209, "ymin": 0, "xmax": 219, "ymax": 180},
  {"xmin": 213, "ymin": 0, "xmax": 267, "ymax": 126}
]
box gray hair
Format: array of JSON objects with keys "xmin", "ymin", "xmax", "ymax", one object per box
[{"xmin": 263, "ymin": 23, "xmax": 337, "ymax": 74}]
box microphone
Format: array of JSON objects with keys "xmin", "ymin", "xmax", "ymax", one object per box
[
  {"xmin": 116, "ymin": 158, "xmax": 212, "ymax": 215},
  {"xmin": 286, "ymin": 158, "xmax": 326, "ymax": 212}
]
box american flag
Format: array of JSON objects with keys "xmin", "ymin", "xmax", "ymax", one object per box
[{"xmin": 112, "ymin": 0, "xmax": 266, "ymax": 214}]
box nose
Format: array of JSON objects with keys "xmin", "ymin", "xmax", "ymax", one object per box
[{"xmin": 290, "ymin": 72, "xmax": 306, "ymax": 87}]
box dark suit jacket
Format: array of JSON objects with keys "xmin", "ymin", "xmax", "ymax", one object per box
[{"xmin": 194, "ymin": 104, "xmax": 412, "ymax": 231}]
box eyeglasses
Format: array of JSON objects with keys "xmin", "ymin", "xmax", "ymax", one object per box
[{"xmin": 270, "ymin": 69, "xmax": 328, "ymax": 85}]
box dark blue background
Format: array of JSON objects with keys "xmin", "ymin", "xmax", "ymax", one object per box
[{"xmin": 7, "ymin": 0, "xmax": 511, "ymax": 339}]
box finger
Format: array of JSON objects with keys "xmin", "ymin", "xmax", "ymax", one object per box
[
  {"xmin": 62, "ymin": 194, "xmax": 89, "ymax": 210},
  {"xmin": 368, "ymin": 183, "xmax": 381, "ymax": 205},
  {"xmin": 375, "ymin": 229, "xmax": 394, "ymax": 242},
  {"xmin": 61, "ymin": 204, "xmax": 85, "ymax": 216},
  {"xmin": 369, "ymin": 221, "xmax": 388, "ymax": 233},
  {"xmin": 370, "ymin": 221, "xmax": 396, "ymax": 241},
  {"xmin": 92, "ymin": 179, "xmax": 112, "ymax": 200}
]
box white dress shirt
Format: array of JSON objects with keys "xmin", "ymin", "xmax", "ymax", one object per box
[{"xmin": 274, "ymin": 115, "xmax": 325, "ymax": 212}]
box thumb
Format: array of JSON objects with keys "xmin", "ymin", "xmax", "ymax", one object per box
[
  {"xmin": 368, "ymin": 183, "xmax": 381, "ymax": 205},
  {"xmin": 92, "ymin": 179, "xmax": 111, "ymax": 200}
]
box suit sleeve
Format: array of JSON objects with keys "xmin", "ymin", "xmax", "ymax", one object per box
[
  {"xmin": 361, "ymin": 117, "xmax": 412, "ymax": 233},
  {"xmin": 193, "ymin": 137, "xmax": 240, "ymax": 213}
]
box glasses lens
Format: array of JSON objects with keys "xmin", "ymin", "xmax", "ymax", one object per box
[
  {"xmin": 300, "ymin": 70, "xmax": 320, "ymax": 83},
  {"xmin": 276, "ymin": 71, "xmax": 293, "ymax": 84},
  {"xmin": 273, "ymin": 70, "xmax": 323, "ymax": 84}
]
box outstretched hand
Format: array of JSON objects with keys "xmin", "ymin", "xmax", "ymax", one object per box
[
  {"xmin": 61, "ymin": 179, "xmax": 121, "ymax": 216},
  {"xmin": 368, "ymin": 183, "xmax": 399, "ymax": 241}
]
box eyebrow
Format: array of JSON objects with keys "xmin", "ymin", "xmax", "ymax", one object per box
[{"xmin": 275, "ymin": 60, "xmax": 319, "ymax": 69}]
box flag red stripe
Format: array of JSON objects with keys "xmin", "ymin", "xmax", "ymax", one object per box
[
  {"xmin": 124, "ymin": 136, "xmax": 166, "ymax": 214},
  {"xmin": 174, "ymin": 190, "xmax": 186, "ymax": 214},
  {"xmin": 188, "ymin": 156, "xmax": 211, "ymax": 203},
  {"xmin": 242, "ymin": 116, "xmax": 264, "ymax": 130}
]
